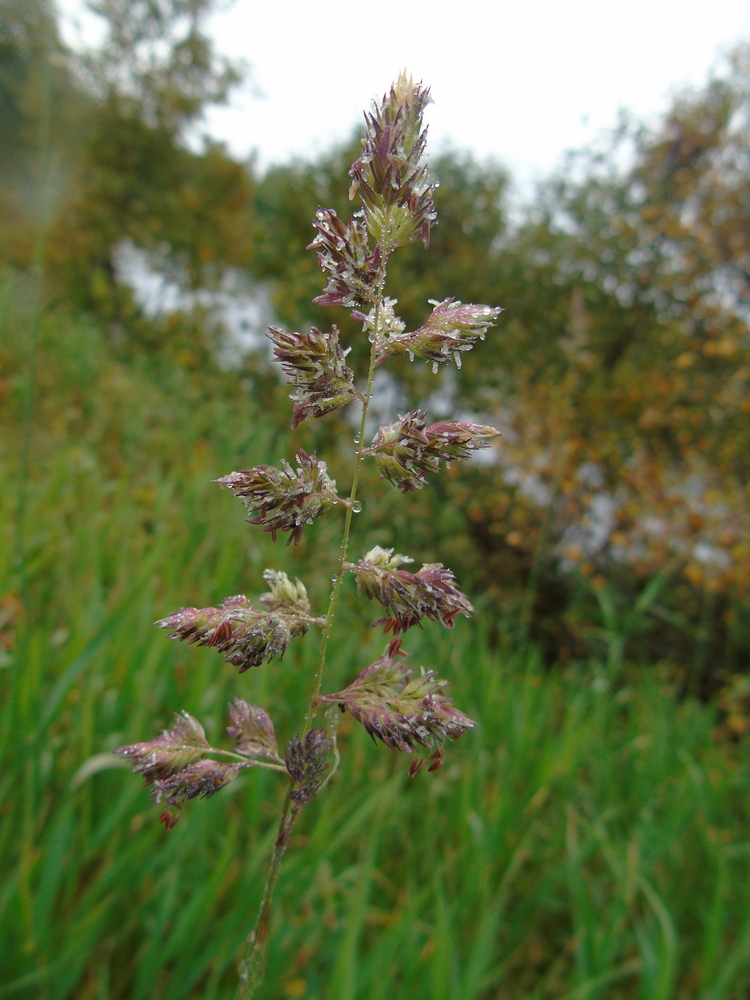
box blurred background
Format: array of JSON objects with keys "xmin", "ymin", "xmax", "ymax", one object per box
[{"xmin": 3, "ymin": 1, "xmax": 750, "ymax": 997}]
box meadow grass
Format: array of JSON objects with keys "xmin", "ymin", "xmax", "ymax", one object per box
[{"xmin": 3, "ymin": 292, "xmax": 750, "ymax": 998}]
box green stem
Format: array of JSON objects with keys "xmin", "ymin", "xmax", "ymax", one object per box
[
  {"xmin": 304, "ymin": 291, "xmax": 383, "ymax": 729},
  {"xmin": 236, "ymin": 788, "xmax": 296, "ymax": 999},
  {"xmin": 215, "ymin": 750, "xmax": 288, "ymax": 771}
]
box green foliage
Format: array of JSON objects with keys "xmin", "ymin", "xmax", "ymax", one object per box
[
  {"xmin": 55, "ymin": 110, "xmax": 256, "ymax": 321},
  {"xmin": 4, "ymin": 0, "xmax": 748, "ymax": 680},
  {"xmin": 246, "ymin": 51, "xmax": 749, "ymax": 683},
  {"xmin": 0, "ymin": 0, "xmax": 90, "ymax": 265},
  {"xmin": 0, "ymin": 0, "xmax": 255, "ymax": 327},
  {"xmin": 3, "ymin": 16, "xmax": 750, "ymax": 993},
  {"xmin": 85, "ymin": 0, "xmax": 242, "ymax": 130},
  {"xmin": 3, "ymin": 283, "xmax": 750, "ymax": 998},
  {"xmin": 461, "ymin": 48, "xmax": 750, "ymax": 682},
  {"xmin": 4, "ymin": 0, "xmax": 750, "ymax": 991}
]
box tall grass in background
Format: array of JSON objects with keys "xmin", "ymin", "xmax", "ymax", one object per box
[{"xmin": 3, "ymin": 278, "xmax": 750, "ymax": 998}]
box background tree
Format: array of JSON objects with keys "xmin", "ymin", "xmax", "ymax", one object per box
[
  {"xmin": 1, "ymin": 0, "xmax": 256, "ymax": 358},
  {"xmin": 0, "ymin": 0, "xmax": 89, "ymax": 264},
  {"xmin": 3, "ymin": 0, "xmax": 748, "ymax": 685},
  {"xmin": 246, "ymin": 50, "xmax": 750, "ymax": 683},
  {"xmin": 448, "ymin": 46, "xmax": 750, "ymax": 683}
]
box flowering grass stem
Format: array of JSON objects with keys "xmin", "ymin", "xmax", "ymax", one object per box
[
  {"xmin": 236, "ymin": 288, "xmax": 383, "ymax": 999},
  {"xmin": 305, "ymin": 286, "xmax": 384, "ymax": 727},
  {"xmin": 236, "ymin": 788, "xmax": 294, "ymax": 999},
  {"xmin": 113, "ymin": 75, "xmax": 502, "ymax": 998}
]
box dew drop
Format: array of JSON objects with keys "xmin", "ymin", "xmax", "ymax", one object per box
[
  {"xmin": 351, "ymin": 501, "xmax": 363, "ymax": 513},
  {"xmin": 353, "ymin": 435, "xmax": 360, "ymax": 445},
  {"xmin": 432, "ymin": 361, "xmax": 439, "ymax": 374}
]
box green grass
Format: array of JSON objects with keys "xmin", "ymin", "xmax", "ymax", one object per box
[{"xmin": 3, "ymin": 289, "xmax": 750, "ymax": 998}]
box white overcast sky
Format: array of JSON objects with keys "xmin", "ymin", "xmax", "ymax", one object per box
[{"xmin": 58, "ymin": 0, "xmax": 750, "ymax": 192}]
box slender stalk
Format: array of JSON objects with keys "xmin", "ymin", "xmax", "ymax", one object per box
[
  {"xmin": 305, "ymin": 291, "xmax": 384, "ymax": 727},
  {"xmin": 236, "ymin": 287, "xmax": 384, "ymax": 999},
  {"xmin": 236, "ymin": 788, "xmax": 295, "ymax": 999},
  {"xmin": 216, "ymin": 752, "xmax": 288, "ymax": 772},
  {"xmin": 115, "ymin": 75, "xmax": 493, "ymax": 1000}
]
